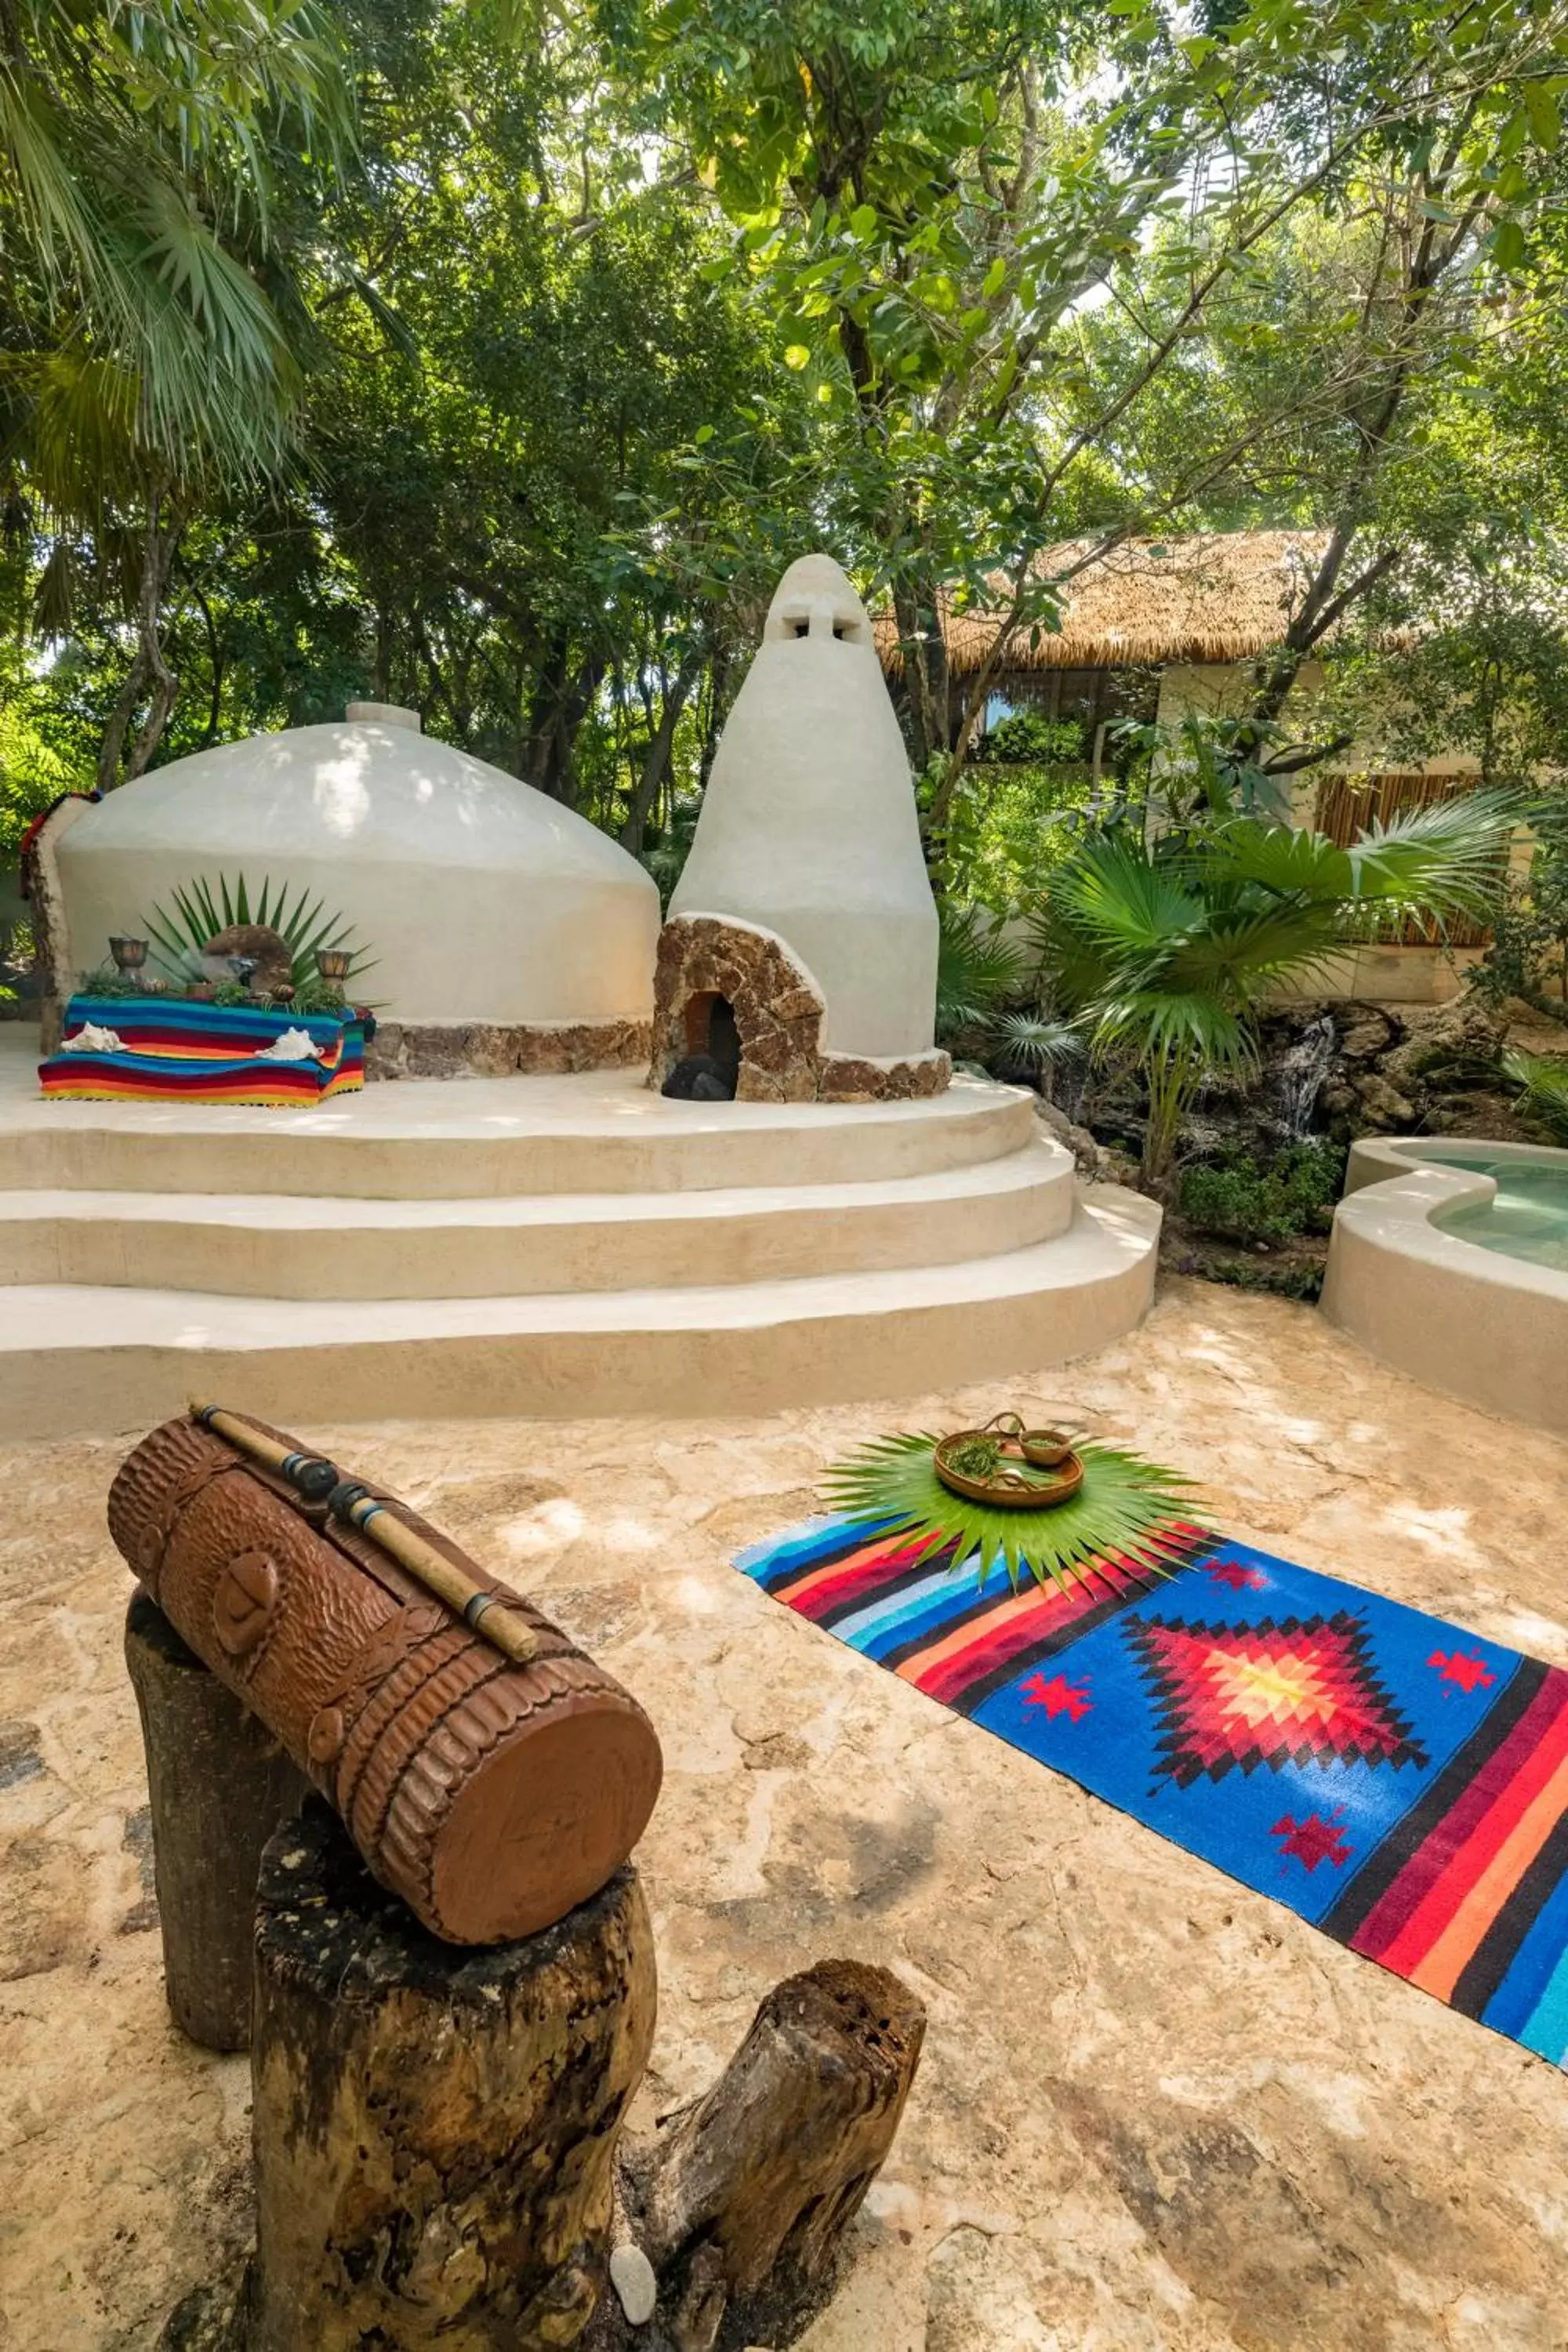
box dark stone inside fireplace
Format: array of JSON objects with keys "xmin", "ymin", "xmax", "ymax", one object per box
[{"xmin": 660, "ymin": 989, "xmax": 741, "ymax": 1100}]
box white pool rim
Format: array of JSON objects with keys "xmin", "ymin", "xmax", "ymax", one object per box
[{"xmin": 1323, "ymin": 1135, "xmax": 1568, "ymax": 1436}]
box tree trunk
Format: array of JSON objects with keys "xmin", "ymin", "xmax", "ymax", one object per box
[
  {"xmin": 125, "ymin": 492, "xmax": 183, "ymax": 779},
  {"xmin": 619, "ymin": 657, "xmax": 699, "ymax": 852},
  {"xmin": 124, "ymin": 1590, "xmax": 309, "ymax": 2053},
  {"xmin": 96, "ymin": 487, "xmax": 189, "ymax": 788},
  {"xmin": 891, "ymin": 578, "xmax": 952, "ymax": 774},
  {"xmin": 96, "ymin": 649, "xmax": 151, "ymax": 794},
  {"xmin": 247, "ymin": 1799, "xmax": 655, "ymax": 2352},
  {"xmin": 24, "ymin": 793, "xmax": 96, "ymax": 1053},
  {"xmin": 695, "ymin": 646, "xmax": 728, "ymax": 798},
  {"xmin": 631, "ymin": 1960, "xmax": 926, "ymax": 2352},
  {"xmin": 158, "ymin": 1857, "xmax": 921, "ymax": 2351},
  {"xmin": 521, "ymin": 634, "xmax": 605, "ymax": 808}
]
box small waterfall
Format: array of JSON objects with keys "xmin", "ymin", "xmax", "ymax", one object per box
[
  {"xmin": 1051, "ymin": 1058, "xmax": 1091, "ymax": 1125},
  {"xmin": 1275, "ymin": 1013, "xmax": 1337, "ymax": 1138}
]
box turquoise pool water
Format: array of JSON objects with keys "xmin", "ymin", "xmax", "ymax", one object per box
[{"xmin": 1426, "ymin": 1151, "xmax": 1568, "ymax": 1273}]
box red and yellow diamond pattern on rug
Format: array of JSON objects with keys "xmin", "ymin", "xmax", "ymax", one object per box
[{"xmin": 1125, "ymin": 1610, "xmax": 1429, "ymax": 1788}]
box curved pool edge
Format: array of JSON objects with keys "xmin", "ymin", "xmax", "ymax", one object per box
[
  {"xmin": 1323, "ymin": 1153, "xmax": 1568, "ymax": 1437},
  {"xmin": 1345, "ymin": 1133, "xmax": 1568, "ymax": 1194}
]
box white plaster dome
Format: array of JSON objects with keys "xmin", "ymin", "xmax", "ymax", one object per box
[
  {"xmin": 669, "ymin": 553, "xmax": 938, "ymax": 1058},
  {"xmin": 56, "ymin": 717, "xmax": 660, "ymax": 1025}
]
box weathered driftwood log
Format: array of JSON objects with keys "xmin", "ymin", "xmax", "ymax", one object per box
[
  {"xmin": 108, "ymin": 1412, "xmax": 662, "ymax": 1944},
  {"xmin": 632, "ymin": 1960, "xmax": 927, "ymax": 2352},
  {"xmin": 248, "ymin": 1799, "xmax": 655, "ymax": 2352},
  {"xmin": 124, "ymin": 1589, "xmax": 308, "ymax": 2051}
]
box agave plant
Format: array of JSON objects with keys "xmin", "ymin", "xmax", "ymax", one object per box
[
  {"xmin": 1036, "ymin": 793, "xmax": 1519, "ymax": 1182},
  {"xmin": 821, "ymin": 1429, "xmax": 1207, "ymax": 1596},
  {"xmin": 144, "ymin": 873, "xmax": 371, "ymax": 991}
]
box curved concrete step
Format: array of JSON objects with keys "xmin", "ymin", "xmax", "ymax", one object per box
[
  {"xmin": 0, "ymin": 1189, "xmax": 1160, "ymax": 1436},
  {"xmin": 2, "ymin": 1057, "xmax": 1036, "ymax": 1200},
  {"xmin": 0, "ymin": 1138, "xmax": 1073, "ymax": 1298}
]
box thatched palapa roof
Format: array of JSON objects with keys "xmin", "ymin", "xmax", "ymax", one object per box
[{"xmin": 874, "ymin": 529, "xmax": 1329, "ymax": 677}]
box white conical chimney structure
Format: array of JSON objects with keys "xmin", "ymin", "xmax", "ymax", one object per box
[{"xmin": 669, "ymin": 553, "xmax": 938, "ymax": 1058}]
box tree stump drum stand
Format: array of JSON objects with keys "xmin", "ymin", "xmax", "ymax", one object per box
[
  {"xmin": 118, "ymin": 1414, "xmax": 926, "ymax": 2350},
  {"xmin": 125, "ymin": 1592, "xmax": 308, "ymax": 2052},
  {"xmin": 247, "ymin": 1802, "xmax": 656, "ymax": 2351},
  {"xmin": 148, "ymin": 1785, "xmax": 924, "ymax": 2352}
]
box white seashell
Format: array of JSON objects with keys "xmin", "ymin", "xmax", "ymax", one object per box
[
  {"xmin": 254, "ymin": 1026, "xmax": 324, "ymax": 1063},
  {"xmin": 61, "ymin": 1022, "xmax": 123, "ymax": 1054}
]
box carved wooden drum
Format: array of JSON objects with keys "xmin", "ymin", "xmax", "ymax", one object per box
[{"xmin": 109, "ymin": 1415, "xmax": 662, "ymax": 1944}]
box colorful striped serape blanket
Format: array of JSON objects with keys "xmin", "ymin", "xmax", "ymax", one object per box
[
  {"xmin": 739, "ymin": 1515, "xmax": 1568, "ymax": 2068},
  {"xmin": 39, "ymin": 996, "xmax": 365, "ymax": 1105}
]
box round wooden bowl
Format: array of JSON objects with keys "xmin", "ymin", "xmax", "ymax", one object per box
[
  {"xmin": 1020, "ymin": 1427, "xmax": 1073, "ymax": 1467},
  {"xmin": 933, "ymin": 1432, "xmax": 1086, "ymax": 1511}
]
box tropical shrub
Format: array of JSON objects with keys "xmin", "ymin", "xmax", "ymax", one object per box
[
  {"xmin": 936, "ymin": 901, "xmax": 1023, "ymax": 1034},
  {"xmin": 985, "ymin": 713, "xmax": 1085, "ymax": 767},
  {"xmin": 0, "ymin": 683, "xmax": 76, "ymax": 859},
  {"xmin": 935, "ymin": 760, "xmax": 1094, "ymax": 913},
  {"xmin": 640, "ymin": 797, "xmax": 702, "ymax": 912},
  {"xmin": 1180, "ymin": 1142, "xmax": 1345, "ymax": 1245},
  {"xmin": 1207, "ymin": 1254, "xmax": 1327, "ymax": 1303},
  {"xmin": 1469, "ymin": 799, "xmax": 1568, "ymax": 1018},
  {"xmin": 1035, "ymin": 793, "xmax": 1519, "ymax": 1182}
]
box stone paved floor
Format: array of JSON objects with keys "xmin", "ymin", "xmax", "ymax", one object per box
[{"xmin": 2, "ymin": 1276, "xmax": 1567, "ymax": 2351}]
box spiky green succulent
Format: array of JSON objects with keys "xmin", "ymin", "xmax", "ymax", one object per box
[
  {"xmin": 820, "ymin": 1430, "xmax": 1207, "ymax": 1596},
  {"xmin": 144, "ymin": 873, "xmax": 372, "ymax": 991}
]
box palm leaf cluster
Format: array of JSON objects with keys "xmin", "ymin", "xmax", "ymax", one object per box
[
  {"xmin": 1504, "ymin": 1047, "xmax": 1568, "ymax": 1145},
  {"xmin": 821, "ymin": 1430, "xmax": 1208, "ymax": 1596},
  {"xmin": 2, "ymin": 0, "xmax": 354, "ymax": 503},
  {"xmin": 936, "ymin": 899, "xmax": 1081, "ymax": 1072},
  {"xmin": 936, "ymin": 900, "xmax": 1025, "ymax": 1033},
  {"xmin": 145, "ymin": 873, "xmax": 369, "ymax": 990},
  {"xmin": 1036, "ymin": 792, "xmax": 1520, "ymax": 1178}
]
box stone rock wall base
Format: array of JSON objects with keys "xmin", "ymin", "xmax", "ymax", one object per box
[
  {"xmin": 366, "ymin": 1018, "xmax": 652, "ymax": 1081},
  {"xmin": 818, "ymin": 1048, "xmax": 950, "ymax": 1102}
]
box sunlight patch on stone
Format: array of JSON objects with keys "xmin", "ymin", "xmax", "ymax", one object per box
[{"xmin": 498, "ymin": 1496, "xmax": 586, "ymax": 1552}]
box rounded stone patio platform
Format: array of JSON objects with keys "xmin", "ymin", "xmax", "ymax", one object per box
[{"xmin": 0, "ymin": 1033, "xmax": 1159, "ymax": 1436}]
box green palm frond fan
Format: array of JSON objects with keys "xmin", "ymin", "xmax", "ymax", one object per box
[
  {"xmin": 821, "ymin": 1428, "xmax": 1210, "ymax": 1597},
  {"xmin": 144, "ymin": 873, "xmax": 374, "ymax": 991}
]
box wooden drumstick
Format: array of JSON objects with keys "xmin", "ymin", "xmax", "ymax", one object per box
[{"xmin": 189, "ymin": 1401, "xmax": 539, "ymax": 1665}]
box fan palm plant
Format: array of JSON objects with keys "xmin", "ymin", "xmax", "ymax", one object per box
[
  {"xmin": 2, "ymin": 1, "xmax": 352, "ymax": 492},
  {"xmin": 936, "ymin": 899, "xmax": 1082, "ymax": 1075},
  {"xmin": 1504, "ymin": 1047, "xmax": 1568, "ymax": 1145},
  {"xmin": 2, "ymin": 2, "xmax": 354, "ymax": 784},
  {"xmin": 1036, "ymin": 793, "xmax": 1520, "ymax": 1184}
]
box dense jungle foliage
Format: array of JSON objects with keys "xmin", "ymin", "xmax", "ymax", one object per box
[{"xmin": 5, "ymin": 0, "xmax": 1568, "ymax": 1069}]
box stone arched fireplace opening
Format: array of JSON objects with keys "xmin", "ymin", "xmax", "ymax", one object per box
[
  {"xmin": 651, "ymin": 913, "xmax": 951, "ymax": 1104},
  {"xmin": 655, "ymin": 916, "xmax": 824, "ymax": 1102},
  {"xmin": 677, "ymin": 989, "xmax": 742, "ymax": 1098}
]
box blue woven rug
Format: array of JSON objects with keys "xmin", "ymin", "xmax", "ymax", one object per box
[{"xmin": 739, "ymin": 1515, "xmax": 1568, "ymax": 2067}]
